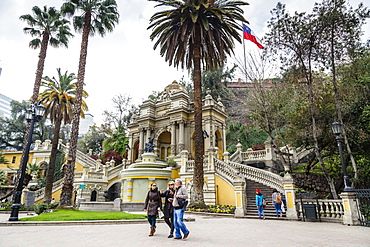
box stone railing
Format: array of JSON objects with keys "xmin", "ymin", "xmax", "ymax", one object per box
[
  {"xmin": 108, "ymin": 164, "xmax": 124, "ymax": 180},
  {"xmin": 227, "ymin": 160, "xmax": 284, "ymax": 192},
  {"xmin": 296, "ymin": 199, "xmax": 344, "ymax": 223},
  {"xmin": 214, "ymin": 158, "xmax": 238, "ymax": 184},
  {"xmin": 59, "ymin": 143, "xmax": 97, "ymax": 168},
  {"xmin": 230, "ymin": 150, "xmax": 242, "ymax": 163},
  {"xmin": 34, "ymin": 178, "xmax": 64, "ymax": 202},
  {"xmin": 241, "ymin": 150, "xmax": 267, "ymax": 161},
  {"xmin": 185, "ymin": 160, "xmax": 208, "ymax": 173},
  {"xmin": 86, "ymin": 172, "xmax": 104, "ymax": 180}
]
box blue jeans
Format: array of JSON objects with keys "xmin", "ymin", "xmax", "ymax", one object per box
[
  {"xmin": 257, "ymin": 206, "xmax": 265, "ymax": 218},
  {"xmin": 147, "ymin": 215, "xmax": 156, "ymax": 227},
  {"xmin": 174, "ymin": 209, "xmax": 189, "ymax": 238},
  {"xmin": 273, "ymin": 202, "xmax": 283, "ymax": 216}
]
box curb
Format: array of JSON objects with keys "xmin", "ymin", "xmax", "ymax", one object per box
[{"xmin": 0, "ymin": 216, "xmax": 196, "ymax": 227}]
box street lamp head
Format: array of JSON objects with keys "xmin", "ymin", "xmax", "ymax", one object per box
[
  {"xmin": 35, "ymin": 104, "xmax": 46, "ymax": 120},
  {"xmin": 331, "ymin": 121, "xmax": 342, "ymax": 135},
  {"xmin": 25, "ymin": 110, "xmax": 33, "ymax": 122}
]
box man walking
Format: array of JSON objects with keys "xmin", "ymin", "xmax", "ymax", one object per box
[{"xmin": 172, "ymin": 179, "xmax": 190, "ymax": 240}]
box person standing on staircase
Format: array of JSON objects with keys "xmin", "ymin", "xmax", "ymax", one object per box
[
  {"xmin": 144, "ymin": 183, "xmax": 162, "ymax": 236},
  {"xmin": 256, "ymin": 189, "xmax": 266, "ymax": 220},
  {"xmin": 272, "ymin": 188, "xmax": 283, "ymax": 217}
]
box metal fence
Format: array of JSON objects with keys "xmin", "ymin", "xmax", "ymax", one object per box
[{"xmin": 355, "ymin": 189, "xmax": 370, "ymax": 227}]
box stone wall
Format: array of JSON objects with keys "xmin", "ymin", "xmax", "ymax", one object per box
[{"xmin": 292, "ymin": 173, "xmax": 331, "ymax": 194}]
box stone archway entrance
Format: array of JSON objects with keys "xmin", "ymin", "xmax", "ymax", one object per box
[
  {"xmin": 157, "ymin": 131, "xmax": 171, "ymax": 160},
  {"xmin": 108, "ymin": 182, "xmax": 121, "ymax": 201}
]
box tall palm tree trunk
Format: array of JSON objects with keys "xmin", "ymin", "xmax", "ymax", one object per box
[
  {"xmin": 44, "ymin": 114, "xmax": 62, "ymax": 203},
  {"xmin": 6, "ymin": 32, "xmax": 50, "ymax": 202},
  {"xmin": 191, "ymin": 26, "xmax": 205, "ymax": 206},
  {"xmin": 60, "ymin": 13, "xmax": 91, "ymax": 206}
]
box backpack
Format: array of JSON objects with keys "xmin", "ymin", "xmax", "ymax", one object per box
[
  {"xmin": 276, "ymin": 193, "xmax": 282, "ymax": 204},
  {"xmin": 262, "ymin": 197, "xmax": 267, "ymax": 208}
]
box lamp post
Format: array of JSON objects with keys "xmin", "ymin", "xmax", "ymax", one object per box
[
  {"xmin": 331, "ymin": 121, "xmax": 353, "ymax": 192},
  {"xmin": 9, "ymin": 102, "xmax": 45, "ymax": 221}
]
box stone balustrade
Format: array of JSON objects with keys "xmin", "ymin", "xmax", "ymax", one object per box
[
  {"xmin": 225, "ymin": 160, "xmax": 284, "ymax": 192},
  {"xmin": 185, "ymin": 160, "xmax": 208, "ymax": 173},
  {"xmin": 296, "ymin": 199, "xmax": 344, "ymax": 223},
  {"xmin": 241, "ymin": 150, "xmax": 267, "ymax": 161},
  {"xmin": 34, "ymin": 178, "xmax": 64, "ymax": 202}
]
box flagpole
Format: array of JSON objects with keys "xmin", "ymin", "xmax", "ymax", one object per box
[{"xmin": 243, "ymin": 29, "xmax": 247, "ymax": 83}]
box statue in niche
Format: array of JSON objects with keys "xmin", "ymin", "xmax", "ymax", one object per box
[{"xmin": 144, "ymin": 137, "xmax": 155, "ymax": 153}]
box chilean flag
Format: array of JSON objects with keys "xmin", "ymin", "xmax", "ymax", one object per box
[{"xmin": 243, "ymin": 23, "xmax": 264, "ymax": 49}]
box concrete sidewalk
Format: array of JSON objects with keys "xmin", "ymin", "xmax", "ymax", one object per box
[{"xmin": 0, "ymin": 212, "xmax": 369, "ymax": 247}]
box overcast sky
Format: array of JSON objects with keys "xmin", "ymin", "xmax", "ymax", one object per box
[{"xmin": 0, "ymin": 0, "xmax": 368, "ymax": 125}]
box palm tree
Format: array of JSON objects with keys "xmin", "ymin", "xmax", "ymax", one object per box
[
  {"xmin": 148, "ymin": 0, "xmax": 248, "ymax": 206},
  {"xmin": 38, "ymin": 68, "xmax": 88, "ymax": 203},
  {"xmin": 20, "ymin": 6, "xmax": 73, "ymax": 105},
  {"xmin": 60, "ymin": 0, "xmax": 119, "ymax": 206},
  {"xmin": 3, "ymin": 7, "xmax": 74, "ymax": 202}
]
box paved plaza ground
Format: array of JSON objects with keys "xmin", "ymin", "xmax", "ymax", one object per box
[{"xmin": 0, "ymin": 212, "xmax": 369, "ymax": 247}]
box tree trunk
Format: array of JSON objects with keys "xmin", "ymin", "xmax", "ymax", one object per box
[
  {"xmin": 191, "ymin": 25, "xmax": 205, "ymax": 207},
  {"xmin": 60, "ymin": 13, "xmax": 91, "ymax": 206},
  {"xmin": 43, "ymin": 115, "xmax": 62, "ymax": 203},
  {"xmin": 306, "ymin": 69, "xmax": 338, "ymax": 199},
  {"xmin": 6, "ymin": 32, "xmax": 50, "ymax": 202}
]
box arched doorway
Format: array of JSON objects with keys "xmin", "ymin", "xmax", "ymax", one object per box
[
  {"xmin": 215, "ymin": 130, "xmax": 223, "ymax": 158},
  {"xmin": 90, "ymin": 191, "xmax": 97, "ymax": 201},
  {"xmin": 157, "ymin": 131, "xmax": 171, "ymax": 160},
  {"xmin": 108, "ymin": 182, "xmax": 121, "ymax": 201}
]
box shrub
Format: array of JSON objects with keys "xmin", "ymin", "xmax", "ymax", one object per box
[{"xmin": 187, "ymin": 204, "xmax": 236, "ymax": 214}]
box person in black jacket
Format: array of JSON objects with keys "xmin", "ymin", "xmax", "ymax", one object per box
[
  {"xmin": 144, "ymin": 183, "xmax": 162, "ymax": 236},
  {"xmin": 160, "ymin": 181, "xmax": 175, "ymax": 238}
]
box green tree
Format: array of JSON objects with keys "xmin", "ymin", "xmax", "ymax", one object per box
[
  {"xmin": 20, "ymin": 5, "xmax": 73, "ymax": 105},
  {"xmin": 38, "ymin": 68, "xmax": 88, "ymax": 203},
  {"xmin": 60, "ymin": 0, "xmax": 119, "ymax": 206},
  {"xmin": 102, "ymin": 125, "xmax": 128, "ymax": 156},
  {"xmin": 265, "ymin": 3, "xmax": 339, "ymax": 198},
  {"xmin": 148, "ymin": 0, "xmax": 248, "ymax": 206},
  {"xmin": 0, "ymin": 100, "xmax": 46, "ymax": 150},
  {"xmin": 225, "ymin": 121, "xmax": 268, "ymax": 153},
  {"xmin": 77, "ymin": 125, "xmax": 109, "ymax": 154},
  {"xmin": 201, "ymin": 65, "xmax": 237, "ymax": 106}
]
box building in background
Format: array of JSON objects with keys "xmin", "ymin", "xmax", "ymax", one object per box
[
  {"xmin": 79, "ymin": 113, "xmax": 95, "ymax": 137},
  {"xmin": 0, "ymin": 93, "xmax": 13, "ymax": 119}
]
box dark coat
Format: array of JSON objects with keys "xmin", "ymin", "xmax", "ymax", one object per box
[
  {"xmin": 144, "ymin": 190, "xmax": 162, "ymax": 216},
  {"xmin": 160, "ymin": 189, "xmax": 175, "ymax": 218}
]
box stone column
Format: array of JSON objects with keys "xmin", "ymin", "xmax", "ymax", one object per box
[
  {"xmin": 180, "ymin": 150, "xmax": 189, "ymax": 173},
  {"xmin": 283, "ymin": 173, "xmax": 298, "ymax": 219},
  {"xmin": 126, "ymin": 178, "xmax": 133, "ymax": 202},
  {"xmin": 233, "ymin": 175, "xmax": 246, "ymax": 217},
  {"xmin": 207, "ymin": 147, "xmax": 215, "ymax": 171},
  {"xmin": 146, "ymin": 128, "xmax": 151, "ymax": 142},
  {"xmin": 139, "ymin": 128, "xmax": 144, "ymax": 158},
  {"xmin": 340, "ymin": 192, "xmax": 360, "ymax": 225},
  {"xmin": 223, "ymin": 152, "xmax": 230, "ymax": 163},
  {"xmin": 170, "ymin": 122, "xmax": 176, "ymax": 156},
  {"xmin": 178, "ymin": 120, "xmax": 185, "ymax": 152}
]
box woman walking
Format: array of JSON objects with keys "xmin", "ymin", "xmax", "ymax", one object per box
[
  {"xmin": 272, "ymin": 188, "xmax": 283, "ymax": 217},
  {"xmin": 160, "ymin": 181, "xmax": 175, "ymax": 238},
  {"xmin": 256, "ymin": 189, "xmax": 266, "ymax": 220},
  {"xmin": 144, "ymin": 183, "xmax": 162, "ymax": 236}
]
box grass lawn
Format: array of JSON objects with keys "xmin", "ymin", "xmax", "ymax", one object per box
[{"xmin": 19, "ymin": 209, "xmax": 147, "ymax": 221}]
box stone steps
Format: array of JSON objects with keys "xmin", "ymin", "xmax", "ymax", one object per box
[{"xmin": 245, "ymin": 179, "xmax": 286, "ymax": 217}]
